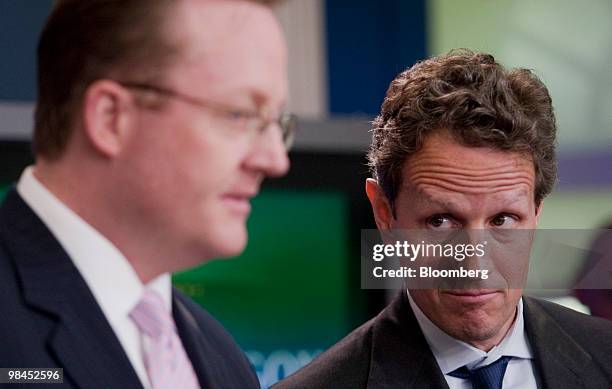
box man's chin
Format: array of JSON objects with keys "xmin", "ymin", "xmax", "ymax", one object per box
[
  {"xmin": 209, "ymin": 226, "xmax": 248, "ymax": 259},
  {"xmin": 445, "ymin": 306, "xmax": 517, "ymax": 350},
  {"xmin": 456, "ymin": 318, "xmax": 502, "ymax": 342}
]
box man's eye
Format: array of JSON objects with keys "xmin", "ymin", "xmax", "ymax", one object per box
[
  {"xmin": 226, "ymin": 110, "xmax": 249, "ymax": 121},
  {"xmin": 490, "ymin": 214, "xmax": 517, "ymax": 227},
  {"xmin": 223, "ymin": 110, "xmax": 265, "ymax": 133},
  {"xmin": 426, "ymin": 215, "xmax": 456, "ymax": 229}
]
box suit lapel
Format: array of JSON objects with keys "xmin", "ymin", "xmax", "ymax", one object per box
[
  {"xmin": 523, "ymin": 297, "xmax": 593, "ymax": 389},
  {"xmin": 0, "ymin": 190, "xmax": 144, "ymax": 389},
  {"xmin": 367, "ymin": 291, "xmax": 449, "ymax": 389},
  {"xmin": 173, "ymin": 294, "xmax": 214, "ymax": 387},
  {"xmin": 174, "ymin": 290, "xmax": 265, "ymax": 389}
]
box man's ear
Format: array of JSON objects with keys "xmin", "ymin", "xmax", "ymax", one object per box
[
  {"xmin": 82, "ymin": 80, "xmax": 136, "ymax": 157},
  {"xmin": 365, "ymin": 178, "xmax": 394, "ymax": 230},
  {"xmin": 535, "ymin": 200, "xmax": 544, "ymax": 226}
]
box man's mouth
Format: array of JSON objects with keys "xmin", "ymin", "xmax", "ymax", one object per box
[
  {"xmin": 222, "ymin": 192, "xmax": 257, "ymax": 215},
  {"xmin": 442, "ymin": 289, "xmax": 501, "ymax": 303}
]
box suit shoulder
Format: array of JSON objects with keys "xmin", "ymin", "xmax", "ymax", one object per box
[
  {"xmin": 525, "ymin": 295, "xmax": 612, "ymax": 371},
  {"xmin": 273, "ymin": 316, "xmax": 375, "ymax": 389},
  {"xmin": 527, "ymin": 297, "xmax": 612, "ymax": 337}
]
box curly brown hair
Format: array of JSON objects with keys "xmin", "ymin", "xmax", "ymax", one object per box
[{"xmin": 367, "ymin": 50, "xmax": 557, "ymax": 210}]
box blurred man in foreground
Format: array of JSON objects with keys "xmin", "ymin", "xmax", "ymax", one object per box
[
  {"xmin": 0, "ymin": 0, "xmax": 293, "ymax": 388},
  {"xmin": 275, "ymin": 51, "xmax": 612, "ymax": 388}
]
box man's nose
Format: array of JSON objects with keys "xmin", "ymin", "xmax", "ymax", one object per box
[{"xmin": 245, "ymin": 122, "xmax": 290, "ymax": 177}]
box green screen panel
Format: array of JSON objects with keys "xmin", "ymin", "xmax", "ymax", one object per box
[
  {"xmin": 173, "ymin": 189, "xmax": 353, "ymax": 385},
  {"xmin": 174, "ymin": 190, "xmax": 350, "ymax": 350}
]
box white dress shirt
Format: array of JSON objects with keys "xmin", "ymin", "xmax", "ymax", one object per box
[
  {"xmin": 17, "ymin": 166, "xmax": 172, "ymax": 389},
  {"xmin": 407, "ymin": 291, "xmax": 538, "ymax": 389}
]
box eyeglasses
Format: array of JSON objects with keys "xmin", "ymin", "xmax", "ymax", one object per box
[{"xmin": 118, "ymin": 81, "xmax": 297, "ymax": 150}]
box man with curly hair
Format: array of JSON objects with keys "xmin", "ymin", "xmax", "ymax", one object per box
[{"xmin": 275, "ymin": 51, "xmax": 612, "ymax": 389}]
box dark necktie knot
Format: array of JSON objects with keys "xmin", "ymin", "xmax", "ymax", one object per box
[{"xmin": 449, "ymin": 356, "xmax": 512, "ymax": 389}]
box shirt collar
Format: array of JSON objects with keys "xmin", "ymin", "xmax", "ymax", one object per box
[
  {"xmin": 407, "ymin": 290, "xmax": 533, "ymax": 374},
  {"xmin": 17, "ymin": 166, "xmax": 172, "ymax": 324}
]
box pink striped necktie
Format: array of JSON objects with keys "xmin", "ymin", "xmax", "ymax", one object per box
[{"xmin": 129, "ymin": 290, "xmax": 201, "ymax": 389}]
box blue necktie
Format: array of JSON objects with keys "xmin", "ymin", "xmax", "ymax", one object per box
[{"xmin": 448, "ymin": 356, "xmax": 512, "ymax": 389}]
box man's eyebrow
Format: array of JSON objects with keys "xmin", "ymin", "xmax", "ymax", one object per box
[
  {"xmin": 224, "ymin": 89, "xmax": 285, "ymax": 113},
  {"xmin": 409, "ymin": 186, "xmax": 531, "ymax": 212},
  {"xmin": 504, "ymin": 190, "xmax": 530, "ymax": 204},
  {"xmin": 233, "ymin": 85, "xmax": 277, "ymax": 103}
]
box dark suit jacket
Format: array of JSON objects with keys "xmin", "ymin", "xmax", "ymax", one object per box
[
  {"xmin": 274, "ymin": 290, "xmax": 612, "ymax": 389},
  {"xmin": 0, "ymin": 189, "xmax": 260, "ymax": 389}
]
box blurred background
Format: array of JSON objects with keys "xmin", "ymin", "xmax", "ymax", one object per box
[{"xmin": 1, "ymin": 0, "xmax": 612, "ymax": 387}]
